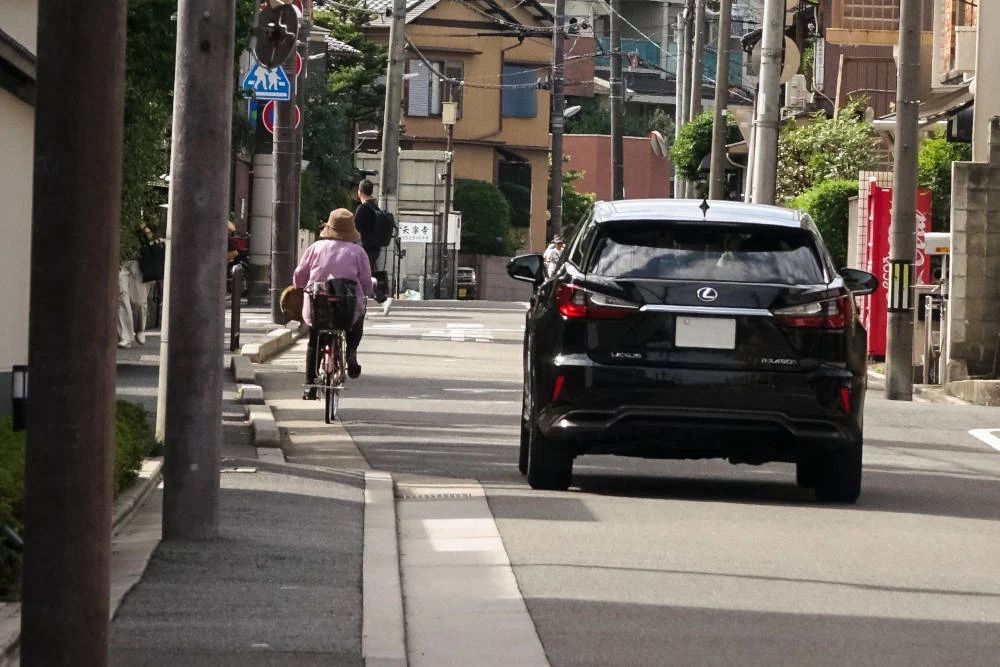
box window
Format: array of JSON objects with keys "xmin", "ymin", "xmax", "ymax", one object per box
[
  {"xmin": 406, "ymin": 59, "xmax": 463, "ymax": 117},
  {"xmin": 587, "ymin": 223, "xmax": 826, "ymax": 285},
  {"xmin": 501, "ymin": 64, "xmax": 538, "ymax": 118}
]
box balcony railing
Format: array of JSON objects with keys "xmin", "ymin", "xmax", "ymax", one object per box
[{"xmin": 596, "ymin": 37, "xmax": 742, "ymax": 86}]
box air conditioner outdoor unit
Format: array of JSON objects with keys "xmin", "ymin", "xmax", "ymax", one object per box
[{"xmin": 784, "ymin": 74, "xmax": 808, "ymax": 111}]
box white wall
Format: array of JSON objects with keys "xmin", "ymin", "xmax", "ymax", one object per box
[
  {"xmin": 3, "ymin": 0, "xmax": 38, "ymax": 54},
  {"xmin": 0, "ymin": 91, "xmax": 34, "ymax": 378}
]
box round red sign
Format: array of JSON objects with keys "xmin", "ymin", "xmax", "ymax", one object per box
[{"xmin": 261, "ymin": 100, "xmax": 301, "ymax": 135}]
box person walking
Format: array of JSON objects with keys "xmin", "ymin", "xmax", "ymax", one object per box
[
  {"xmin": 354, "ymin": 179, "xmax": 393, "ymax": 315},
  {"xmin": 543, "ymin": 235, "xmax": 565, "ymax": 278},
  {"xmin": 294, "ymin": 209, "xmax": 375, "ymax": 400}
]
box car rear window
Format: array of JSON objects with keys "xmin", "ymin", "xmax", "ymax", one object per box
[{"xmin": 587, "ymin": 222, "xmax": 826, "ymax": 285}]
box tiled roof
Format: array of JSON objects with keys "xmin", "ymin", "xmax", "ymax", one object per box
[{"xmin": 325, "ymin": 36, "xmax": 362, "ymax": 55}]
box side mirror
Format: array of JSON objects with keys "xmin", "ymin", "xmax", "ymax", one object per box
[
  {"xmin": 507, "ymin": 254, "xmax": 544, "ymax": 285},
  {"xmin": 840, "ymin": 268, "xmax": 878, "ymax": 296}
]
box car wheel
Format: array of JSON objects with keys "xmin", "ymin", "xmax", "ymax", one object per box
[
  {"xmin": 795, "ymin": 458, "xmax": 819, "ymax": 489},
  {"xmin": 814, "ymin": 447, "xmax": 862, "ymax": 503},
  {"xmin": 518, "ymin": 415, "xmax": 529, "ymax": 476},
  {"xmin": 526, "ymin": 399, "xmax": 572, "ymax": 491}
]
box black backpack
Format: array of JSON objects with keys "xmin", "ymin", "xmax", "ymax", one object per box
[{"xmin": 365, "ymin": 202, "xmax": 396, "ymax": 249}]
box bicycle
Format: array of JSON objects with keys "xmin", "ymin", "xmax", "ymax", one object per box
[{"xmin": 305, "ymin": 279, "xmax": 357, "ymax": 424}]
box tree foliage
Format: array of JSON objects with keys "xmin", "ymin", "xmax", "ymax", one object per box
[
  {"xmin": 776, "ymin": 101, "xmax": 875, "ymax": 202},
  {"xmin": 454, "ymin": 179, "xmax": 518, "ymax": 255},
  {"xmin": 788, "ymin": 179, "xmax": 857, "ymax": 268},
  {"xmin": 670, "ymin": 110, "xmax": 740, "ymax": 181},
  {"xmin": 917, "ymin": 129, "xmax": 971, "ymax": 231},
  {"xmin": 561, "ymin": 170, "xmax": 596, "ymax": 240},
  {"xmin": 314, "ymin": 3, "xmax": 388, "ymax": 128},
  {"xmin": 564, "ymin": 98, "xmax": 650, "ymax": 136},
  {"xmin": 120, "ymin": 0, "xmax": 257, "ymax": 260}
]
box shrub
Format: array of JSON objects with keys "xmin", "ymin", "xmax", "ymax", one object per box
[
  {"xmin": 788, "ymin": 179, "xmax": 858, "ymax": 268},
  {"xmin": 917, "ymin": 129, "xmax": 971, "ymax": 231},
  {"xmin": 670, "ymin": 110, "xmax": 741, "ymax": 182},
  {"xmin": 0, "ymin": 402, "xmax": 155, "ymax": 600},
  {"xmin": 454, "ymin": 179, "xmax": 518, "ymax": 255}
]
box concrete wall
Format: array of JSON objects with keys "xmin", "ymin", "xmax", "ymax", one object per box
[
  {"xmin": 564, "ymin": 134, "xmax": 672, "ymax": 204},
  {"xmin": 0, "ymin": 2, "xmax": 36, "ymax": 415},
  {"xmin": 458, "ymin": 254, "xmax": 533, "ymax": 302},
  {"xmin": 946, "ymin": 117, "xmax": 1000, "ymax": 379}
]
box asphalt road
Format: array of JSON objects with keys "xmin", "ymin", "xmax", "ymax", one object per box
[{"xmin": 326, "ymin": 304, "xmax": 1000, "ymax": 665}]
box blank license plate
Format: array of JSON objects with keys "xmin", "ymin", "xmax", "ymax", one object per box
[{"xmin": 675, "ymin": 317, "xmax": 736, "ymax": 350}]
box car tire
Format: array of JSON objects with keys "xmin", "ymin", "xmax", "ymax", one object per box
[
  {"xmin": 526, "ymin": 406, "xmax": 573, "ymax": 490},
  {"xmin": 814, "ymin": 447, "xmax": 862, "ymax": 503},
  {"xmin": 795, "ymin": 458, "xmax": 819, "ymax": 488},
  {"xmin": 518, "ymin": 420, "xmax": 529, "ymax": 476}
]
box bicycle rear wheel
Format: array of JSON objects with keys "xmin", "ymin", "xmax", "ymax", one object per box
[{"xmin": 325, "ymin": 381, "xmax": 339, "ymax": 423}]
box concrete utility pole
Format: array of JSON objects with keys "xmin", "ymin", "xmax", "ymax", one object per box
[
  {"xmin": 380, "ymin": 0, "xmax": 407, "ymax": 219},
  {"xmin": 751, "ymin": 0, "xmax": 784, "ymax": 205},
  {"xmin": 291, "ymin": 2, "xmax": 313, "ymax": 262},
  {"xmin": 688, "ymin": 0, "xmax": 706, "ymax": 122},
  {"xmin": 440, "ymin": 89, "xmax": 457, "ymax": 299},
  {"xmin": 972, "ymin": 0, "xmax": 999, "ymax": 161},
  {"xmin": 609, "ymin": 0, "xmax": 625, "ymax": 200},
  {"xmin": 885, "ymin": 0, "xmax": 923, "ymax": 401},
  {"xmin": 674, "ymin": 7, "xmax": 691, "ymax": 198},
  {"xmin": 271, "ymin": 46, "xmax": 299, "ymax": 323},
  {"xmin": 709, "ymin": 0, "xmax": 732, "ymax": 200},
  {"xmin": 550, "ymin": 0, "xmax": 566, "ymax": 235},
  {"xmin": 162, "ymin": 0, "xmax": 236, "ymax": 540},
  {"xmin": 21, "ymin": 1, "xmax": 125, "ymax": 662}
]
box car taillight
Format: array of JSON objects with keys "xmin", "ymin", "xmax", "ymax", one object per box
[
  {"xmin": 774, "ymin": 296, "xmax": 852, "ymax": 329},
  {"xmin": 556, "ymin": 283, "xmax": 636, "ymax": 320}
]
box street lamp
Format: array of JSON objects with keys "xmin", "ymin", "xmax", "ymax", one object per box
[
  {"xmin": 564, "ymin": 105, "xmax": 582, "ymax": 119},
  {"xmin": 11, "ymin": 365, "xmax": 27, "ymax": 431}
]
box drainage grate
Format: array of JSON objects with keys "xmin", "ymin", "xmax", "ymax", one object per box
[{"xmin": 396, "ymin": 492, "xmax": 477, "ymax": 501}]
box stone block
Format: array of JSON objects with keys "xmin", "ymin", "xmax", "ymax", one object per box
[
  {"xmin": 231, "ymin": 354, "xmax": 256, "ymax": 383},
  {"xmin": 964, "ymin": 209, "xmax": 988, "ymax": 233},
  {"xmin": 236, "ymin": 384, "xmax": 265, "ymax": 405},
  {"xmin": 967, "ymin": 166, "xmax": 990, "ymax": 190},
  {"xmin": 951, "ymin": 252, "xmax": 968, "ymax": 278},
  {"xmin": 241, "ymin": 342, "xmax": 262, "ymax": 363},
  {"xmin": 951, "ymin": 230, "xmax": 967, "ymax": 255},
  {"xmin": 247, "ymin": 405, "xmax": 279, "ymax": 446},
  {"xmin": 946, "ymin": 380, "xmax": 1000, "ymax": 406},
  {"xmin": 951, "ymin": 318, "xmax": 967, "ymax": 342}
]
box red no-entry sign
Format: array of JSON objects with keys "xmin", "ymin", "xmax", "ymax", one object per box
[{"xmin": 262, "ymin": 100, "xmax": 301, "ymax": 135}]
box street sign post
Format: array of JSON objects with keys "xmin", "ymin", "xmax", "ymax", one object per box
[
  {"xmin": 261, "ymin": 99, "xmax": 301, "ymax": 134},
  {"xmin": 241, "ymin": 63, "xmax": 292, "ymax": 101}
]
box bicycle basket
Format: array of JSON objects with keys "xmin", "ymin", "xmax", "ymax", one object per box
[{"xmin": 311, "ymin": 278, "xmax": 358, "ymax": 330}]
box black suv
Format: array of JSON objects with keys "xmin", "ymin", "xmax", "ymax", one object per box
[{"xmin": 508, "ymin": 200, "xmax": 877, "ymax": 502}]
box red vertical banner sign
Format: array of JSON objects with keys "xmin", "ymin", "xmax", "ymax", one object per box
[{"xmin": 860, "ymin": 183, "xmax": 933, "ymax": 358}]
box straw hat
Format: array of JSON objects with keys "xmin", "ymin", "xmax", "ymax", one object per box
[{"xmin": 320, "ymin": 208, "xmax": 360, "ymax": 242}]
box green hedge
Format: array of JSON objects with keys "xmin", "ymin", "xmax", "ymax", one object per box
[
  {"xmin": 454, "ymin": 179, "xmax": 518, "ymax": 256},
  {"xmin": 0, "ymin": 400, "xmax": 155, "ymax": 600},
  {"xmin": 788, "ymin": 179, "xmax": 858, "ymax": 268}
]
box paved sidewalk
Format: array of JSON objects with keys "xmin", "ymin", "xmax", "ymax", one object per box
[{"xmin": 109, "ymin": 468, "xmax": 365, "ymax": 666}]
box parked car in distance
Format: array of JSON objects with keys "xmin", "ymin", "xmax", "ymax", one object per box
[
  {"xmin": 457, "ymin": 266, "xmax": 477, "ymax": 300},
  {"xmin": 508, "ymin": 199, "xmax": 878, "ymax": 502}
]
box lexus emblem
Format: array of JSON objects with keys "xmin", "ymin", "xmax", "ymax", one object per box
[{"xmin": 696, "ymin": 287, "xmax": 718, "ymax": 302}]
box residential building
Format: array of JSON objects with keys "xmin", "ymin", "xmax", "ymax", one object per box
[
  {"xmin": 0, "ymin": 1, "xmax": 36, "ymax": 416},
  {"xmin": 365, "ymin": 0, "xmax": 554, "ymax": 251}
]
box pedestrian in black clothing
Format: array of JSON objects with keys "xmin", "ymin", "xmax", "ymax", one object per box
[{"xmin": 354, "ymin": 179, "xmax": 393, "ymax": 314}]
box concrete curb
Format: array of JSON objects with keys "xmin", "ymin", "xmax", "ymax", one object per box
[
  {"xmin": 231, "ymin": 354, "xmax": 256, "ymax": 383},
  {"xmin": 241, "ymin": 321, "xmax": 305, "ymax": 363},
  {"xmin": 362, "ymin": 471, "xmax": 407, "ymax": 667},
  {"xmin": 0, "ymin": 456, "xmax": 165, "ymax": 665},
  {"xmin": 866, "ymin": 369, "xmax": 968, "ymax": 405},
  {"xmin": 247, "ymin": 405, "xmax": 280, "ymax": 446}
]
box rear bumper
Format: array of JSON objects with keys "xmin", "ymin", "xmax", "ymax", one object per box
[{"xmin": 537, "ymin": 357, "xmax": 863, "ymax": 461}]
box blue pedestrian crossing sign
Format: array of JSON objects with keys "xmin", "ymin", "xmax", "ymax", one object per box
[{"xmin": 241, "ymin": 63, "xmax": 292, "ymax": 101}]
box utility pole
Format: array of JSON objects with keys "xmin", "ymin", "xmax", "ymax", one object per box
[
  {"xmin": 609, "ymin": 0, "xmax": 625, "ymax": 200},
  {"xmin": 440, "ymin": 87, "xmax": 457, "ymax": 299},
  {"xmin": 751, "ymin": 0, "xmax": 783, "ymax": 205},
  {"xmin": 674, "ymin": 7, "xmax": 690, "ymax": 198},
  {"xmin": 21, "ymin": 1, "xmax": 125, "ymax": 662},
  {"xmin": 885, "ymin": 0, "xmax": 922, "ymax": 401},
  {"xmin": 550, "ymin": 0, "xmax": 566, "ymax": 235},
  {"xmin": 709, "ymin": 0, "xmax": 732, "ymax": 200},
  {"xmin": 291, "ymin": 1, "xmax": 313, "ymax": 267},
  {"xmin": 161, "ymin": 0, "xmax": 236, "ymax": 540},
  {"xmin": 271, "ymin": 45, "xmax": 299, "ymax": 323},
  {"xmin": 380, "ymin": 0, "xmax": 407, "ymax": 220},
  {"xmin": 688, "ymin": 0, "xmax": 706, "ymax": 122}
]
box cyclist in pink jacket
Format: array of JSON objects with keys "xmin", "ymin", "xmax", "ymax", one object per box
[{"xmin": 294, "ymin": 208, "xmax": 375, "ymax": 399}]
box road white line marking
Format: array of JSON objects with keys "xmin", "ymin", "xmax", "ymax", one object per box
[
  {"xmin": 969, "ymin": 429, "xmax": 1000, "ymax": 452},
  {"xmin": 368, "ymin": 323, "xmax": 412, "ymax": 329},
  {"xmin": 447, "ymin": 323, "xmax": 484, "ymax": 328}
]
